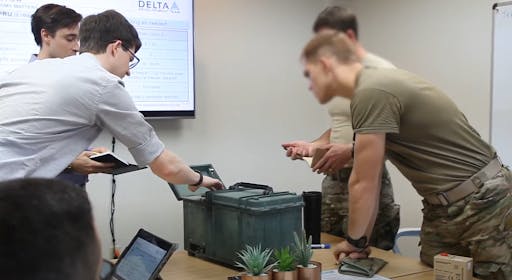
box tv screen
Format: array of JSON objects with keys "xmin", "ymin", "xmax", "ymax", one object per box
[{"xmin": 0, "ymin": 0, "xmax": 195, "ymax": 118}]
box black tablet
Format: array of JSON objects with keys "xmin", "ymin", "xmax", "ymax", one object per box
[
  {"xmin": 90, "ymin": 152, "xmax": 147, "ymax": 175},
  {"xmin": 110, "ymin": 228, "xmax": 178, "ymax": 280}
]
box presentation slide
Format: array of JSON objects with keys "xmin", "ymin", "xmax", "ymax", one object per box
[{"xmin": 0, "ymin": 0, "xmax": 195, "ymax": 117}]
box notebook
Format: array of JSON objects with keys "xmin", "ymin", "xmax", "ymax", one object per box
[
  {"xmin": 103, "ymin": 228, "xmax": 178, "ymax": 280},
  {"xmin": 90, "ymin": 152, "xmax": 147, "ymax": 175},
  {"xmin": 302, "ymin": 147, "xmax": 329, "ymax": 167}
]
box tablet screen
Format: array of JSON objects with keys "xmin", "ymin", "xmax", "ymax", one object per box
[
  {"xmin": 112, "ymin": 229, "xmax": 176, "ymax": 280},
  {"xmin": 115, "ymin": 237, "xmax": 165, "ymax": 280}
]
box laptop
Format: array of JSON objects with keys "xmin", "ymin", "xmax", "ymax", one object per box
[{"xmin": 101, "ymin": 228, "xmax": 178, "ymax": 280}]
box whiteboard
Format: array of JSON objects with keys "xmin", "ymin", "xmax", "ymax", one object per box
[{"xmin": 491, "ymin": 1, "xmax": 512, "ymax": 165}]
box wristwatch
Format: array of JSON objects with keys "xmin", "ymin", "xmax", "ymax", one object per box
[{"xmin": 346, "ymin": 235, "xmax": 368, "ymax": 250}]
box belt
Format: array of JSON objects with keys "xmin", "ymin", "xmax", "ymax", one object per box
[{"xmin": 424, "ymin": 158, "xmax": 503, "ymax": 206}]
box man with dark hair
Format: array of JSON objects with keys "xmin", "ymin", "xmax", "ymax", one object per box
[
  {"xmin": 30, "ymin": 3, "xmax": 82, "ymax": 60},
  {"xmin": 0, "ymin": 10, "xmax": 222, "ymax": 190},
  {"xmin": 312, "ymin": 6, "xmax": 358, "ymax": 37},
  {"xmin": 0, "ymin": 178, "xmax": 101, "ymax": 280},
  {"xmin": 301, "ymin": 31, "xmax": 512, "ymax": 280},
  {"xmin": 30, "ymin": 4, "xmax": 114, "ymax": 188},
  {"xmin": 282, "ymin": 6, "xmax": 399, "ymax": 250}
]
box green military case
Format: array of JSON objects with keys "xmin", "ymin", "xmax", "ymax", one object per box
[{"xmin": 169, "ymin": 164, "xmax": 304, "ymax": 267}]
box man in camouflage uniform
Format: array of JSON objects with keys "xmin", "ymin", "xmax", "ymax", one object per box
[
  {"xmin": 301, "ymin": 31, "xmax": 512, "ymax": 279},
  {"xmin": 322, "ymin": 167, "xmax": 399, "ymax": 250},
  {"xmin": 282, "ymin": 6, "xmax": 399, "ymax": 250}
]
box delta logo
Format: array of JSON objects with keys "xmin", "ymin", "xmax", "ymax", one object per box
[{"xmin": 138, "ymin": 1, "xmax": 180, "ymax": 13}]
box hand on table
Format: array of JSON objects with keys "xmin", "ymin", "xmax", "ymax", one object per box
[{"xmin": 333, "ymin": 240, "xmax": 371, "ymax": 264}]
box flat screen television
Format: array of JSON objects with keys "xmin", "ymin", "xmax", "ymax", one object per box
[{"xmin": 0, "ymin": 0, "xmax": 195, "ymax": 118}]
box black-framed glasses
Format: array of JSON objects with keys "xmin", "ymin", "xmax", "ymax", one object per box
[
  {"xmin": 107, "ymin": 40, "xmax": 141, "ymax": 69},
  {"xmin": 120, "ymin": 43, "xmax": 140, "ymax": 69}
]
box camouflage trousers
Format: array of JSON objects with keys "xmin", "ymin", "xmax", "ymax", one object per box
[
  {"xmin": 321, "ymin": 166, "xmax": 400, "ymax": 250},
  {"xmin": 421, "ymin": 167, "xmax": 512, "ymax": 280}
]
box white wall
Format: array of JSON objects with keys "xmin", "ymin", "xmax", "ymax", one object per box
[{"xmin": 87, "ymin": 0, "xmax": 500, "ymax": 258}]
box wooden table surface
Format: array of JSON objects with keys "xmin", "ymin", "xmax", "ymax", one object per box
[{"xmin": 159, "ymin": 233, "xmax": 433, "ymax": 279}]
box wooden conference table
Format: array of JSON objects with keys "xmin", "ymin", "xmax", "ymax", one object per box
[{"xmin": 159, "ymin": 233, "xmax": 435, "ymax": 279}]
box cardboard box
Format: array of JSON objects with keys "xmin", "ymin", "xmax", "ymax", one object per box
[{"xmin": 434, "ymin": 253, "xmax": 473, "ymax": 280}]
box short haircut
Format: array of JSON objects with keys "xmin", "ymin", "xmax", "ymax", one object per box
[
  {"xmin": 79, "ymin": 10, "xmax": 142, "ymax": 54},
  {"xmin": 312, "ymin": 6, "xmax": 358, "ymax": 38},
  {"xmin": 31, "ymin": 4, "xmax": 83, "ymax": 46},
  {"xmin": 302, "ymin": 31, "xmax": 359, "ymax": 64},
  {"xmin": 0, "ymin": 178, "xmax": 100, "ymax": 280}
]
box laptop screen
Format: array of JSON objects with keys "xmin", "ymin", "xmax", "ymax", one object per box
[{"xmin": 112, "ymin": 229, "xmax": 177, "ymax": 280}]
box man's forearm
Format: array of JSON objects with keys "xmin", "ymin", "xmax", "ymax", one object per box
[
  {"xmin": 347, "ymin": 179, "xmax": 381, "ymax": 239},
  {"xmin": 149, "ymin": 150, "xmax": 201, "ymax": 185},
  {"xmin": 346, "ymin": 133, "xmax": 385, "ymax": 240}
]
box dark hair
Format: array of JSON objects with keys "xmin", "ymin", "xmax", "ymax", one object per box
[
  {"xmin": 31, "ymin": 4, "xmax": 82, "ymax": 46},
  {"xmin": 313, "ymin": 6, "xmax": 358, "ymax": 38},
  {"xmin": 79, "ymin": 10, "xmax": 142, "ymax": 54},
  {"xmin": 0, "ymin": 178, "xmax": 100, "ymax": 280},
  {"xmin": 302, "ymin": 31, "xmax": 358, "ymax": 64}
]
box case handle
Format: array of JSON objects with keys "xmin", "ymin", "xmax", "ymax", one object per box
[{"xmin": 229, "ymin": 182, "xmax": 273, "ymax": 194}]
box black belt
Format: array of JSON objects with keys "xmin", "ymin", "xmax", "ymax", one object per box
[{"xmin": 424, "ymin": 158, "xmax": 503, "ymax": 206}]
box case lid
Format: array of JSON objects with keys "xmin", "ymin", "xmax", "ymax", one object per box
[
  {"xmin": 168, "ymin": 164, "xmax": 223, "ymax": 201},
  {"xmin": 209, "ymin": 188, "xmax": 303, "ymax": 210}
]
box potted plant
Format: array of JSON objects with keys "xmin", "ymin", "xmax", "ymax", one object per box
[
  {"xmin": 271, "ymin": 247, "xmax": 297, "ymax": 280},
  {"xmin": 235, "ymin": 244, "xmax": 276, "ymax": 280},
  {"xmin": 292, "ymin": 231, "xmax": 321, "ymax": 280}
]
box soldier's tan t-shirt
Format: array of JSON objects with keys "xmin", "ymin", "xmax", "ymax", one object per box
[
  {"xmin": 351, "ymin": 68, "xmax": 496, "ymax": 196},
  {"xmin": 327, "ymin": 53, "xmax": 395, "ymax": 145}
]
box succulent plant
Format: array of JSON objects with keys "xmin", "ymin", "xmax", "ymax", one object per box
[
  {"xmin": 235, "ymin": 244, "xmax": 276, "ymax": 276},
  {"xmin": 273, "ymin": 246, "xmax": 296, "ymax": 272},
  {"xmin": 292, "ymin": 230, "xmax": 313, "ymax": 267}
]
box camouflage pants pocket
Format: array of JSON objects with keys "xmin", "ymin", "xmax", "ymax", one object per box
[
  {"xmin": 321, "ymin": 175, "xmax": 349, "ymax": 236},
  {"xmin": 471, "ymin": 203, "xmax": 512, "ymax": 280},
  {"xmin": 419, "ymin": 169, "xmax": 512, "ymax": 278},
  {"xmin": 320, "ymin": 166, "xmax": 398, "ymax": 251}
]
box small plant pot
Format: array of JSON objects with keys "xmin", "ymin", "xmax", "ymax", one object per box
[
  {"xmin": 296, "ymin": 261, "xmax": 321, "ymax": 280},
  {"xmin": 271, "ymin": 269, "xmax": 298, "ymax": 280},
  {"xmin": 241, "ymin": 273, "xmax": 271, "ymax": 280}
]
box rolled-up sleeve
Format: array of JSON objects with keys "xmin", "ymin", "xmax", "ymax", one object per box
[{"xmin": 95, "ymin": 81, "xmax": 165, "ymax": 166}]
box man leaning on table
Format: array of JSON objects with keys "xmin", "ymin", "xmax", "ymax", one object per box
[
  {"xmin": 300, "ymin": 31, "xmax": 512, "ymax": 280},
  {"xmin": 0, "ymin": 10, "xmax": 222, "ymax": 190},
  {"xmin": 282, "ymin": 6, "xmax": 399, "ymax": 251}
]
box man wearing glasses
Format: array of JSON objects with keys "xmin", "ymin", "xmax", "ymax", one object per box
[
  {"xmin": 122, "ymin": 43, "xmax": 140, "ymax": 70},
  {"xmin": 0, "ymin": 10, "xmax": 223, "ymax": 190}
]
